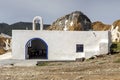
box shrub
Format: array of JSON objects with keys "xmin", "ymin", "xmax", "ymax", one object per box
[
  {"xmin": 36, "ymin": 62, "xmax": 48, "ymax": 66},
  {"xmin": 110, "ymin": 42, "xmax": 120, "ymax": 53}
]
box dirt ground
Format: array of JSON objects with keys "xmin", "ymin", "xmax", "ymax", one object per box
[{"xmin": 1, "ymin": 53, "xmax": 120, "ymax": 80}]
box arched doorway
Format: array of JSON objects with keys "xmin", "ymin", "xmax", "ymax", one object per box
[{"xmin": 25, "ymin": 38, "xmax": 48, "ymax": 59}]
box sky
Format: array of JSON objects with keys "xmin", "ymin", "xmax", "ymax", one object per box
[{"xmin": 0, "ymin": 0, "xmax": 120, "ymax": 24}]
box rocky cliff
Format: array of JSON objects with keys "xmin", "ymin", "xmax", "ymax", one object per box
[{"xmin": 48, "ymin": 11, "xmax": 92, "ymax": 31}]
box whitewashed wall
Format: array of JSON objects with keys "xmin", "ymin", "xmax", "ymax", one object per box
[{"xmin": 12, "ymin": 30, "xmax": 111, "ymax": 60}]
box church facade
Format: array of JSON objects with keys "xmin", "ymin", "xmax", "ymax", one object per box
[{"xmin": 12, "ymin": 16, "xmax": 111, "ymax": 60}]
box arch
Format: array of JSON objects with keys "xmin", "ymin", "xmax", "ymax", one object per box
[
  {"xmin": 25, "ymin": 38, "xmax": 48, "ymax": 59},
  {"xmin": 32, "ymin": 16, "xmax": 43, "ymax": 31}
]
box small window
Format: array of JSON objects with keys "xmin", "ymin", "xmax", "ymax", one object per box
[{"xmin": 76, "ymin": 44, "xmax": 84, "ymax": 52}]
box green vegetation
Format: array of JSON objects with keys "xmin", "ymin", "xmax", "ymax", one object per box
[
  {"xmin": 111, "ymin": 42, "xmax": 120, "ymax": 63},
  {"xmin": 110, "ymin": 42, "xmax": 120, "ymax": 53},
  {"xmin": 36, "ymin": 62, "xmax": 49, "ymax": 66},
  {"xmin": 36, "ymin": 62, "xmax": 64, "ymax": 66},
  {"xmin": 114, "ymin": 58, "xmax": 120, "ymax": 63}
]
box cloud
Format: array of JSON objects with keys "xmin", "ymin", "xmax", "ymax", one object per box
[
  {"xmin": 0, "ymin": 0, "xmax": 120, "ymax": 24},
  {"xmin": 0, "ymin": 0, "xmax": 82, "ymax": 24}
]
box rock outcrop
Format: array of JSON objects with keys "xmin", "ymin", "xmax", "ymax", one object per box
[
  {"xmin": 48, "ymin": 11, "xmax": 92, "ymax": 31},
  {"xmin": 112, "ymin": 20, "xmax": 120, "ymax": 31},
  {"xmin": 110, "ymin": 25, "xmax": 120, "ymax": 42},
  {"xmin": 0, "ymin": 33, "xmax": 11, "ymax": 55}
]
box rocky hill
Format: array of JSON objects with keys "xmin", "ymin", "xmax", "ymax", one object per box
[
  {"xmin": 0, "ymin": 23, "xmax": 10, "ymax": 36},
  {"xmin": 92, "ymin": 20, "xmax": 120, "ymax": 31},
  {"xmin": 92, "ymin": 21, "xmax": 111, "ymax": 31},
  {"xmin": 113, "ymin": 20, "xmax": 120, "ymax": 26},
  {"xmin": 48, "ymin": 11, "xmax": 92, "ymax": 31}
]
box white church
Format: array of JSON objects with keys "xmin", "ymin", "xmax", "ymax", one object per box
[{"xmin": 12, "ymin": 16, "xmax": 111, "ymax": 60}]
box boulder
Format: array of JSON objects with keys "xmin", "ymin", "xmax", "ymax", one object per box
[{"xmin": 48, "ymin": 11, "xmax": 92, "ymax": 31}]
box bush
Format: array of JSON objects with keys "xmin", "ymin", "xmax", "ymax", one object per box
[
  {"xmin": 110, "ymin": 42, "xmax": 120, "ymax": 53},
  {"xmin": 36, "ymin": 62, "xmax": 48, "ymax": 66}
]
